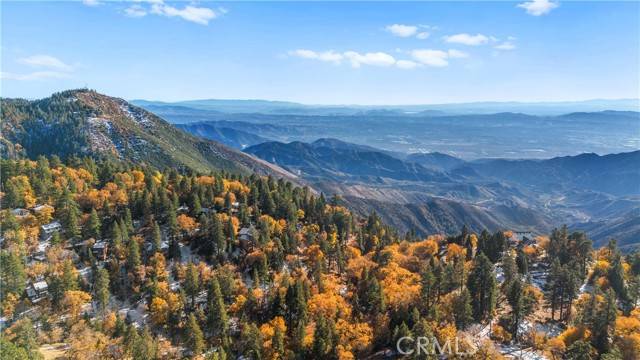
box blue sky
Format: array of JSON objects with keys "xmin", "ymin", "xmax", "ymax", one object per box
[{"xmin": 1, "ymin": 1, "xmax": 639, "ymax": 104}]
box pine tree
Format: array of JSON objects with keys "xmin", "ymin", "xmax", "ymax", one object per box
[
  {"xmin": 151, "ymin": 220, "xmax": 162, "ymax": 253},
  {"xmin": 127, "ymin": 237, "xmax": 141, "ymax": 271},
  {"xmin": 61, "ymin": 259, "xmax": 79, "ymax": 291},
  {"xmin": 591, "ymin": 290, "xmax": 617, "ymax": 354},
  {"xmin": 242, "ymin": 322, "xmax": 263, "ymax": 360},
  {"xmin": 207, "ymin": 278, "xmax": 229, "ymax": 341},
  {"xmin": 467, "ymin": 253, "xmax": 497, "ymax": 322},
  {"xmin": 212, "ymin": 214, "xmax": 226, "ymax": 256},
  {"xmin": 502, "ymin": 251, "xmax": 518, "ymax": 293},
  {"xmin": 86, "ymin": 208, "xmax": 101, "ymax": 239},
  {"xmin": 566, "ymin": 340, "xmax": 596, "ymax": 360},
  {"xmin": 506, "ymin": 278, "xmax": 535, "ymax": 340},
  {"xmin": 66, "ymin": 205, "xmax": 81, "ymax": 242},
  {"xmin": 124, "ymin": 208, "xmax": 134, "ymax": 233},
  {"xmin": 184, "ymin": 263, "xmax": 200, "ymax": 309},
  {"xmin": 608, "ymin": 255, "xmax": 628, "ymax": 302},
  {"xmin": 516, "ymin": 247, "xmax": 528, "ymax": 275},
  {"xmin": 185, "ymin": 313, "xmax": 205, "ymax": 356},
  {"xmin": 95, "ymin": 268, "xmax": 110, "ymax": 314},
  {"xmin": 453, "ymin": 288, "xmax": 473, "ymax": 329},
  {"xmin": 0, "ymin": 251, "xmax": 26, "ymax": 299},
  {"xmin": 311, "ymin": 317, "xmax": 337, "ymax": 359}
]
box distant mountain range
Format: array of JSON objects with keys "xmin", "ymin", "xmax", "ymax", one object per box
[
  {"xmin": 244, "ymin": 139, "xmax": 451, "ymax": 183},
  {"xmin": 242, "ymin": 138, "xmax": 640, "ymax": 248},
  {"xmin": 140, "ymin": 102, "xmax": 640, "ymax": 160},
  {"xmin": 176, "ymin": 122, "xmax": 270, "ymax": 150},
  {"xmin": 133, "ymin": 98, "xmax": 640, "ymax": 116}
]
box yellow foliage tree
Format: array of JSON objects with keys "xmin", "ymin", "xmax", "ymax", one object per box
[
  {"xmin": 380, "ymin": 262, "xmax": 421, "ymax": 310},
  {"xmin": 63, "ymin": 290, "xmax": 92, "ymax": 322}
]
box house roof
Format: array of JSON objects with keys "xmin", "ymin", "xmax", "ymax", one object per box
[
  {"xmin": 33, "ymin": 281, "xmax": 48, "ymax": 291},
  {"xmin": 41, "ymin": 221, "xmax": 62, "ymax": 232}
]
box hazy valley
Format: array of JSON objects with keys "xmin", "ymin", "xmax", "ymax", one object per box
[{"xmin": 136, "ymin": 101, "xmax": 640, "ymax": 250}]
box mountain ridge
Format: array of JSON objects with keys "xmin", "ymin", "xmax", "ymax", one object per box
[{"xmin": 1, "ymin": 89, "xmax": 298, "ymax": 180}]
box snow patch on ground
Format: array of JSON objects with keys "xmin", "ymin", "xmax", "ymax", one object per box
[
  {"xmin": 86, "ymin": 117, "xmax": 117, "ymax": 153},
  {"xmin": 120, "ymin": 104, "xmax": 153, "ymax": 128}
]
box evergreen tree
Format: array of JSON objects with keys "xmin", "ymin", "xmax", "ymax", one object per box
[
  {"xmin": 207, "ymin": 278, "xmax": 229, "ymax": 341},
  {"xmin": 86, "ymin": 208, "xmax": 101, "ymax": 239},
  {"xmin": 212, "ymin": 214, "xmax": 226, "ymax": 256},
  {"xmin": 591, "ymin": 290, "xmax": 617, "ymax": 354},
  {"xmin": 566, "ymin": 340, "xmax": 596, "ymax": 360},
  {"xmin": 506, "ymin": 278, "xmax": 536, "ymax": 340},
  {"xmin": 242, "ymin": 322, "xmax": 263, "ymax": 360},
  {"xmin": 185, "ymin": 313, "xmax": 205, "ymax": 356},
  {"xmin": 467, "ymin": 253, "xmax": 497, "ymax": 322},
  {"xmin": 608, "ymin": 255, "xmax": 628, "ymax": 302},
  {"xmin": 151, "ymin": 220, "xmax": 162, "ymax": 253},
  {"xmin": 516, "ymin": 247, "xmax": 528, "ymax": 275},
  {"xmin": 0, "ymin": 251, "xmax": 26, "ymax": 299},
  {"xmin": 501, "ymin": 251, "xmax": 518, "ymax": 293},
  {"xmin": 127, "ymin": 237, "xmax": 141, "ymax": 271},
  {"xmin": 184, "ymin": 263, "xmax": 200, "ymax": 309},
  {"xmin": 452, "ymin": 288, "xmax": 473, "ymax": 329},
  {"xmin": 95, "ymin": 268, "xmax": 110, "ymax": 315},
  {"xmin": 311, "ymin": 317, "xmax": 337, "ymax": 359}
]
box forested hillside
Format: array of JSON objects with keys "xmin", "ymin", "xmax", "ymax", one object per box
[
  {"xmin": 1, "ymin": 156, "xmax": 638, "ymax": 359},
  {"xmin": 0, "ymin": 89, "xmax": 295, "ymax": 179}
]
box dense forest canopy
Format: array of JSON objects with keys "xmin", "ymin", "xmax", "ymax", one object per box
[{"xmin": 1, "ymin": 155, "xmax": 639, "ymax": 359}]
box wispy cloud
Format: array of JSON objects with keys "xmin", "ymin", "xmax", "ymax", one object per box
[
  {"xmin": 494, "ymin": 36, "xmax": 517, "ymax": 50},
  {"xmin": 288, "ymin": 49, "xmax": 416, "ymax": 69},
  {"xmin": 517, "ymin": 0, "xmax": 559, "ymax": 16},
  {"xmin": 386, "ymin": 24, "xmax": 418, "ymax": 38},
  {"xmin": 288, "ymin": 50, "xmax": 343, "ymax": 65},
  {"xmin": 443, "ymin": 33, "xmax": 490, "ymax": 46},
  {"xmin": 410, "ymin": 49, "xmax": 449, "ymax": 67},
  {"xmin": 4, "ymin": 54, "xmax": 75, "ymax": 81},
  {"xmin": 395, "ymin": 60, "xmax": 419, "ymax": 69},
  {"xmin": 344, "ymin": 51, "xmax": 396, "ymax": 68},
  {"xmin": 18, "ymin": 54, "xmax": 74, "ymax": 72},
  {"xmin": 150, "ymin": 2, "xmax": 217, "ymax": 25},
  {"xmin": 495, "ymin": 42, "xmax": 516, "ymax": 50},
  {"xmin": 124, "ymin": 5, "xmax": 147, "ymax": 18},
  {"xmin": 120, "ymin": 1, "xmax": 220, "ymax": 25},
  {"xmin": 289, "ymin": 47, "xmax": 468, "ymax": 69},
  {"xmin": 386, "ymin": 24, "xmax": 431, "ymax": 39},
  {"xmin": 82, "ymin": 0, "xmax": 102, "ymax": 6},
  {"xmin": 1, "ymin": 71, "xmax": 70, "ymax": 81}
]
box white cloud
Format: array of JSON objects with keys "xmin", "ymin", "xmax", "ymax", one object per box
[
  {"xmin": 386, "ymin": 24, "xmax": 418, "ymax": 38},
  {"xmin": 125, "ymin": 5, "xmax": 147, "ymax": 18},
  {"xmin": 444, "ymin": 33, "xmax": 490, "ymax": 46},
  {"xmin": 117, "ymin": 0, "xmax": 219, "ymax": 25},
  {"xmin": 150, "ymin": 2, "xmax": 217, "ymax": 25},
  {"xmin": 517, "ymin": 0, "xmax": 558, "ymax": 16},
  {"xmin": 410, "ymin": 49, "xmax": 449, "ymax": 67},
  {"xmin": 416, "ymin": 32, "xmax": 430, "ymax": 40},
  {"xmin": 288, "ymin": 49, "xmax": 343, "ymax": 64},
  {"xmin": 344, "ymin": 51, "xmax": 396, "ymax": 68},
  {"xmin": 495, "ymin": 41, "xmax": 516, "ymax": 50},
  {"xmin": 395, "ymin": 60, "xmax": 419, "ymax": 69},
  {"xmin": 82, "ymin": 0, "xmax": 101, "ymax": 6},
  {"xmin": 1, "ymin": 71, "xmax": 70, "ymax": 81},
  {"xmin": 447, "ymin": 49, "xmax": 469, "ymax": 58},
  {"xmin": 18, "ymin": 55, "xmax": 73, "ymax": 72},
  {"xmin": 289, "ymin": 47, "xmax": 466, "ymax": 70}
]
